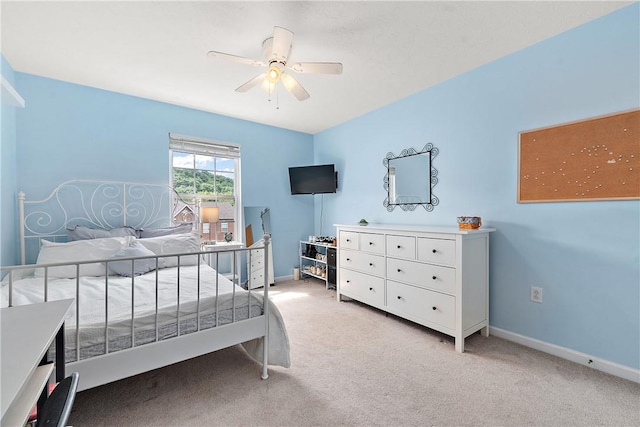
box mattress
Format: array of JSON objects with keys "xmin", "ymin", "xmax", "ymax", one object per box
[{"xmin": 1, "ymin": 264, "xmax": 290, "ymax": 367}]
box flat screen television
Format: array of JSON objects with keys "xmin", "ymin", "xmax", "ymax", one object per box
[{"xmin": 289, "ymin": 164, "xmax": 338, "ymax": 195}]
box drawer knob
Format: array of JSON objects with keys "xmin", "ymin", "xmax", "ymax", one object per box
[
  {"xmin": 432, "ymin": 306, "xmax": 437, "ymax": 311},
  {"xmin": 369, "ymin": 242, "xmax": 374, "ymax": 245},
  {"xmin": 369, "ymin": 263, "xmax": 373, "ymax": 266},
  {"xmin": 397, "ymin": 296, "xmax": 402, "ymax": 300},
  {"xmin": 346, "ymin": 280, "xmax": 350, "ymax": 283},
  {"xmin": 432, "ymin": 249, "xmax": 437, "ymax": 253},
  {"xmin": 432, "ymin": 276, "xmax": 437, "ymax": 280},
  {"xmin": 397, "ymin": 268, "xmax": 401, "ymax": 273},
  {"xmin": 369, "ymin": 287, "xmax": 373, "ymax": 291},
  {"xmin": 346, "ymin": 258, "xmax": 351, "ymax": 261},
  {"xmin": 346, "ymin": 239, "xmax": 351, "ymax": 242},
  {"xmin": 397, "ymin": 245, "xmax": 401, "ymax": 249}
]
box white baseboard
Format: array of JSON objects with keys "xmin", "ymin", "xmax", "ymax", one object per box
[
  {"xmin": 274, "ymin": 275, "xmax": 293, "ymax": 283},
  {"xmin": 490, "ymin": 327, "xmax": 640, "ymax": 383}
]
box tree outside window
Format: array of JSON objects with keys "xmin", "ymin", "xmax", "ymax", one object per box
[{"xmin": 171, "ymin": 151, "xmax": 237, "ymax": 242}]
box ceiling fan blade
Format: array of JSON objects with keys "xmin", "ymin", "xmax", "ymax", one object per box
[
  {"xmin": 281, "ymin": 73, "xmax": 310, "ymax": 101},
  {"xmin": 235, "ymin": 74, "xmax": 266, "ymax": 92},
  {"xmin": 261, "ymin": 79, "xmax": 277, "ymax": 93},
  {"xmin": 271, "ymin": 26, "xmax": 294, "ymax": 62},
  {"xmin": 207, "ymin": 50, "xmax": 265, "ymax": 67},
  {"xmin": 289, "ymin": 62, "xmax": 343, "ymax": 74}
]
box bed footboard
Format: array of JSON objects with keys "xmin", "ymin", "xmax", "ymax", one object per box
[
  {"xmin": 69, "ymin": 316, "xmax": 267, "ymax": 391},
  {"xmin": 1, "ymin": 236, "xmax": 280, "ymax": 390}
]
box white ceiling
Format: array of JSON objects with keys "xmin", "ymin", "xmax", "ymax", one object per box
[{"xmin": 1, "ymin": 1, "xmax": 631, "ymax": 134}]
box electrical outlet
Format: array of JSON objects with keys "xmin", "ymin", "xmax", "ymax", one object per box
[{"xmin": 531, "ymin": 286, "xmax": 543, "ymax": 303}]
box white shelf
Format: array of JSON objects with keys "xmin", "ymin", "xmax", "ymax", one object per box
[
  {"xmin": 301, "ymin": 255, "xmax": 326, "ymax": 264},
  {"xmin": 1, "ymin": 75, "xmax": 25, "ymax": 108},
  {"xmin": 1, "ymin": 299, "xmax": 72, "ymax": 426},
  {"xmin": 301, "ymin": 270, "xmax": 327, "ymax": 281},
  {"xmin": 1, "ymin": 364, "xmax": 53, "ymax": 427},
  {"xmin": 299, "ymin": 241, "xmax": 336, "ymax": 290},
  {"xmin": 303, "ymin": 241, "xmax": 335, "ymax": 248}
]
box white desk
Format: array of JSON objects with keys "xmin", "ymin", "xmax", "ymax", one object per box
[
  {"xmin": 202, "ymin": 241, "xmax": 244, "ymax": 251},
  {"xmin": 1, "ymin": 299, "xmax": 73, "ymax": 427}
]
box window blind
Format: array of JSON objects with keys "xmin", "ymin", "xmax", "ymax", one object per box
[{"xmin": 168, "ymin": 133, "xmax": 240, "ymax": 158}]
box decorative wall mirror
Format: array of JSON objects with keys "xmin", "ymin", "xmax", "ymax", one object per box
[
  {"xmin": 383, "ymin": 143, "xmax": 439, "ymax": 212},
  {"xmin": 243, "ymin": 206, "xmax": 274, "ymax": 288},
  {"xmin": 243, "ymin": 206, "xmax": 271, "ymax": 246}
]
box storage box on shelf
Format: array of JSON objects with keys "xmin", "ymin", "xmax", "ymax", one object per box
[
  {"xmin": 335, "ymin": 223, "xmax": 495, "ymax": 353},
  {"xmin": 299, "ymin": 240, "xmax": 336, "ymax": 289}
]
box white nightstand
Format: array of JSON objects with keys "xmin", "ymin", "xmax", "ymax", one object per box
[{"xmin": 202, "ymin": 241, "xmax": 244, "ymax": 284}]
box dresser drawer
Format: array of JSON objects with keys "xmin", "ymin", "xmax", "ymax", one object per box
[
  {"xmin": 339, "ymin": 231, "xmax": 359, "ymax": 250},
  {"xmin": 250, "ymin": 270, "xmax": 265, "ymax": 285},
  {"xmin": 386, "ymin": 235, "xmax": 416, "ymax": 259},
  {"xmin": 339, "ymin": 268, "xmax": 385, "ymax": 307},
  {"xmin": 340, "ymin": 249, "xmax": 385, "ymax": 277},
  {"xmin": 386, "ymin": 258, "xmax": 456, "ymax": 295},
  {"xmin": 386, "ymin": 280, "xmax": 455, "ymax": 330},
  {"xmin": 359, "ymin": 233, "xmax": 385, "ymax": 255},
  {"xmin": 417, "ymin": 238, "xmax": 456, "ymax": 267},
  {"xmin": 335, "ymin": 223, "xmax": 493, "ymax": 353},
  {"xmin": 248, "ymin": 250, "xmax": 265, "ymax": 272}
]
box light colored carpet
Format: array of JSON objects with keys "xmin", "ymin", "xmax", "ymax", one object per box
[{"xmin": 69, "ymin": 279, "xmax": 639, "ymax": 426}]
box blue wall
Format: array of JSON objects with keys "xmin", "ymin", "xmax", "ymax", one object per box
[
  {"xmin": 315, "ymin": 5, "xmax": 639, "ymax": 370},
  {"xmin": 11, "ymin": 74, "xmax": 315, "ymax": 278},
  {"xmin": 1, "ymin": 55, "xmax": 19, "ymax": 267},
  {"xmin": 3, "ymin": 5, "xmax": 638, "ymax": 372}
]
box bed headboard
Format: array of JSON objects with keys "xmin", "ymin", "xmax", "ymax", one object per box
[{"xmin": 19, "ymin": 180, "xmax": 189, "ymax": 264}]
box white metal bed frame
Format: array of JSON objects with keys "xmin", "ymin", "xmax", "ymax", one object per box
[{"xmin": 6, "ymin": 180, "xmax": 272, "ymax": 391}]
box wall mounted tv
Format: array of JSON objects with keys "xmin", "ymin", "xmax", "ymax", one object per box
[{"xmin": 289, "ymin": 164, "xmax": 338, "ymax": 195}]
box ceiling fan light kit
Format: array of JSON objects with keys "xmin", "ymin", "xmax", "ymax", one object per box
[
  {"xmin": 266, "ymin": 62, "xmax": 283, "ymax": 84},
  {"xmin": 208, "ymin": 26, "xmax": 343, "ymax": 102}
]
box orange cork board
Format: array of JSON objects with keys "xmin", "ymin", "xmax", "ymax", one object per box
[{"xmin": 518, "ymin": 109, "xmax": 640, "ymax": 203}]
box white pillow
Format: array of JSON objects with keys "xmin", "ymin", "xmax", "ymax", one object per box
[
  {"xmin": 35, "ymin": 236, "xmax": 135, "ymax": 278},
  {"xmin": 108, "ymin": 241, "xmax": 162, "ymax": 277},
  {"xmin": 136, "ymin": 233, "xmax": 200, "ymax": 268},
  {"xmin": 138, "ymin": 223, "xmax": 193, "ymax": 238},
  {"xmin": 67, "ymin": 225, "xmax": 138, "ymax": 241}
]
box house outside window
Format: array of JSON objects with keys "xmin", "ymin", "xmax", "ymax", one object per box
[{"xmin": 169, "ymin": 133, "xmax": 241, "ymax": 243}]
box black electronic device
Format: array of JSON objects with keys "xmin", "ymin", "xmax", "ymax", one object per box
[
  {"xmin": 327, "ymin": 267, "xmax": 336, "ymax": 287},
  {"xmin": 289, "ymin": 164, "xmax": 338, "ymax": 195},
  {"xmin": 327, "ymin": 247, "xmax": 337, "ymax": 267}
]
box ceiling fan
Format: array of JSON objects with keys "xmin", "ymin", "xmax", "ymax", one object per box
[{"xmin": 207, "ymin": 26, "xmax": 343, "ymax": 101}]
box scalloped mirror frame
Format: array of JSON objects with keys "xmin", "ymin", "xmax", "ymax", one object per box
[{"xmin": 383, "ymin": 143, "xmax": 439, "ymax": 212}]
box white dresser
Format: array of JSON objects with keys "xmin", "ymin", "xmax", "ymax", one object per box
[
  {"xmin": 335, "ymin": 224, "xmax": 495, "ymax": 352},
  {"xmin": 247, "ymin": 238, "xmax": 274, "ymax": 289}
]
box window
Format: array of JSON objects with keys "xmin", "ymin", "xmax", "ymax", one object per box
[{"xmin": 169, "ymin": 133, "xmax": 241, "ymax": 243}]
